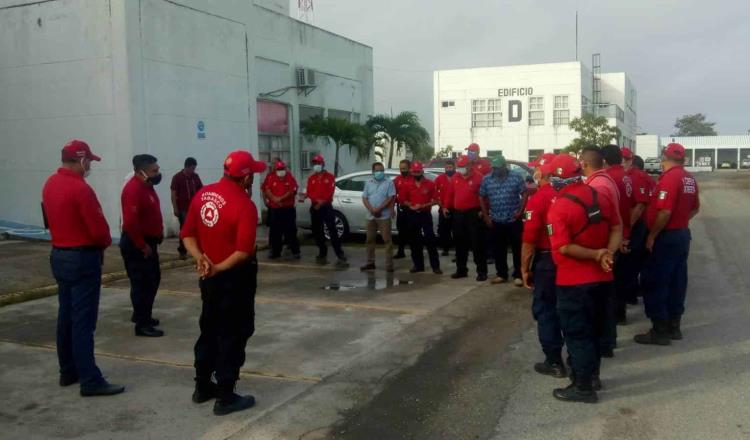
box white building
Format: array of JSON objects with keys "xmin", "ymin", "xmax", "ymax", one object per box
[
  {"xmin": 0, "ymin": 0, "xmax": 374, "ymax": 236},
  {"xmin": 636, "ymin": 135, "xmax": 750, "ymax": 170},
  {"xmin": 433, "ymin": 61, "xmax": 637, "ymax": 162}
]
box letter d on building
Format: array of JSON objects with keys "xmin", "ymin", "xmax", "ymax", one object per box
[{"xmin": 508, "ymin": 100, "xmax": 522, "ymax": 122}]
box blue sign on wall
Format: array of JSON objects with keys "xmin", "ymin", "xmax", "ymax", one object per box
[{"xmin": 197, "ymin": 121, "xmax": 206, "ymax": 140}]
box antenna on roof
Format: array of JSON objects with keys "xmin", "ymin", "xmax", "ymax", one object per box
[
  {"xmin": 298, "ymin": 0, "xmax": 314, "ymax": 24},
  {"xmin": 575, "ymin": 11, "xmax": 579, "ymax": 61}
]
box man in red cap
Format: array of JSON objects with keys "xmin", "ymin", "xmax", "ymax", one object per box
[
  {"xmin": 434, "ymin": 160, "xmax": 455, "ymax": 256},
  {"xmin": 635, "ymin": 143, "xmax": 700, "ymax": 345},
  {"xmin": 306, "ymin": 155, "xmax": 347, "ymax": 267},
  {"xmin": 403, "ymin": 161, "xmax": 442, "ymax": 274},
  {"xmin": 42, "ymin": 140, "xmax": 125, "ymax": 397},
  {"xmin": 393, "ymin": 159, "xmax": 413, "ymax": 259},
  {"xmin": 521, "ymin": 153, "xmax": 566, "ymax": 378},
  {"xmin": 261, "ymin": 160, "xmax": 300, "ymax": 260},
  {"xmin": 465, "ymin": 143, "xmax": 492, "ymax": 176},
  {"xmin": 181, "ymin": 150, "xmax": 266, "ymax": 416},
  {"xmin": 546, "ymin": 153, "xmax": 622, "ymax": 403},
  {"xmin": 120, "ymin": 154, "xmax": 165, "ymax": 338},
  {"xmin": 444, "ymin": 155, "xmax": 487, "ymax": 281}
]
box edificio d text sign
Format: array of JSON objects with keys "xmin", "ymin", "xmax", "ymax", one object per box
[{"xmin": 498, "ymin": 88, "xmax": 534, "ymax": 123}]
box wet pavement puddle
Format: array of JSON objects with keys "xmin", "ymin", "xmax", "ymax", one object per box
[{"xmin": 323, "ymin": 277, "xmax": 415, "ymax": 291}]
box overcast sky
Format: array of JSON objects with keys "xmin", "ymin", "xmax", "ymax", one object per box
[{"xmin": 308, "ymin": 0, "xmax": 750, "ymax": 140}]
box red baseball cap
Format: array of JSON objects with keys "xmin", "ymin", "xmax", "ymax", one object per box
[
  {"xmin": 223, "ymin": 150, "xmax": 267, "ymax": 178},
  {"xmin": 61, "ymin": 139, "xmax": 100, "ymax": 162},
  {"xmin": 410, "ymin": 161, "xmax": 424, "ymax": 173},
  {"xmin": 274, "ymin": 160, "xmax": 286, "ymax": 170},
  {"xmin": 311, "ymin": 154, "xmax": 325, "ymax": 164},
  {"xmin": 620, "ymin": 147, "xmax": 634, "ymax": 160},
  {"xmin": 550, "ymin": 154, "xmax": 582, "ymax": 179},
  {"xmin": 456, "ymin": 155, "xmax": 470, "ymax": 168},
  {"xmin": 529, "ymin": 152, "xmax": 556, "ymax": 170},
  {"xmin": 466, "ymin": 143, "xmax": 480, "ymax": 153},
  {"xmin": 664, "ymin": 143, "xmax": 686, "ymax": 160}
]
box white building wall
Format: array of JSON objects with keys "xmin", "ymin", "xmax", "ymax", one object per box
[
  {"xmin": 600, "ymin": 72, "xmax": 637, "ymax": 149},
  {"xmin": 0, "ymin": 0, "xmax": 373, "ymax": 235},
  {"xmin": 635, "ymin": 134, "xmax": 662, "ymax": 159},
  {"xmin": 434, "ymin": 62, "xmax": 635, "ymax": 162}
]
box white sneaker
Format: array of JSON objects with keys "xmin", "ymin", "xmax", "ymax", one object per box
[{"xmin": 513, "ymin": 278, "xmax": 523, "ymax": 287}]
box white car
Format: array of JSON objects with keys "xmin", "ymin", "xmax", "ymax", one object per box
[{"xmin": 296, "ymin": 169, "xmax": 440, "ymax": 240}]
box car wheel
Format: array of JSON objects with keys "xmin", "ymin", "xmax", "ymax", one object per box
[{"xmin": 324, "ymin": 211, "xmax": 349, "ymax": 241}]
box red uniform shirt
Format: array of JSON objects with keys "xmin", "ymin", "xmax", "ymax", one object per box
[
  {"xmin": 606, "ymin": 165, "xmax": 634, "ymax": 239},
  {"xmin": 180, "ymin": 178, "xmax": 258, "ymax": 264},
  {"xmin": 646, "ymin": 166, "xmax": 699, "ymax": 231},
  {"xmin": 627, "ymin": 167, "xmax": 650, "ymax": 205},
  {"xmin": 121, "ymin": 176, "xmax": 164, "ymax": 249},
  {"xmin": 446, "ymin": 172, "xmax": 483, "ymax": 211},
  {"xmin": 393, "ymin": 175, "xmax": 413, "ymax": 205},
  {"xmin": 42, "ymin": 168, "xmax": 112, "ymax": 249},
  {"xmin": 170, "ymin": 171, "xmax": 203, "ymax": 213},
  {"xmin": 434, "ymin": 173, "xmax": 454, "ymax": 208},
  {"xmin": 522, "ymin": 183, "xmax": 556, "ymax": 250},
  {"xmin": 261, "ymin": 172, "xmax": 298, "ymax": 209},
  {"xmin": 404, "ymin": 178, "xmax": 436, "ymax": 212},
  {"xmin": 547, "ymin": 182, "xmax": 620, "ymax": 286},
  {"xmin": 306, "ymin": 171, "xmax": 336, "ymax": 205},
  {"xmin": 471, "ymin": 159, "xmax": 492, "ymax": 176}
]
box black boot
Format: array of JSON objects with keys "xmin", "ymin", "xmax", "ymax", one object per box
[
  {"xmin": 213, "ymin": 383, "xmax": 256, "ymax": 416},
  {"xmin": 634, "ymin": 320, "xmax": 671, "ymax": 346},
  {"xmin": 192, "ymin": 378, "xmax": 218, "ymax": 404},
  {"xmin": 553, "ymin": 380, "xmax": 598, "ymax": 404},
  {"xmin": 591, "ymin": 375, "xmax": 602, "ymax": 391},
  {"xmin": 669, "ymin": 317, "xmax": 683, "ymax": 340},
  {"xmin": 534, "ymin": 359, "xmax": 567, "ymax": 378}
]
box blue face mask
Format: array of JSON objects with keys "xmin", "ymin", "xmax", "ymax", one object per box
[
  {"xmin": 373, "ymin": 171, "xmax": 385, "ymax": 181},
  {"xmin": 445, "ymin": 169, "xmax": 455, "ymax": 176},
  {"xmin": 467, "ymin": 152, "xmax": 478, "ymax": 160}
]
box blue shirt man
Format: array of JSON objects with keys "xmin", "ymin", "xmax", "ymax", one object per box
[
  {"xmin": 363, "ymin": 173, "xmax": 397, "ymax": 220},
  {"xmin": 479, "ymin": 156, "xmax": 527, "ymax": 223}
]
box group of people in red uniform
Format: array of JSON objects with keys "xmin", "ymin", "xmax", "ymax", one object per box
[
  {"xmin": 518, "ymin": 143, "xmax": 699, "ymax": 404},
  {"xmin": 40, "ymin": 136, "xmax": 699, "ymax": 412}
]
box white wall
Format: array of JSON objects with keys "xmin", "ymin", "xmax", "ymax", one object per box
[
  {"xmin": 0, "ymin": 0, "xmax": 373, "ymax": 235},
  {"xmin": 434, "ymin": 62, "xmax": 586, "ymax": 162},
  {"xmin": 636, "ymin": 134, "xmax": 662, "ymax": 159},
  {"xmin": 600, "ymin": 72, "xmax": 638, "ymax": 149}
]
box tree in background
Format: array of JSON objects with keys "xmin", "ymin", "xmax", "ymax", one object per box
[
  {"xmin": 673, "ymin": 113, "xmax": 717, "ymax": 136},
  {"xmin": 366, "ymin": 111, "xmax": 431, "ymax": 168},
  {"xmin": 433, "ymin": 145, "xmax": 454, "ymax": 159},
  {"xmin": 302, "ymin": 115, "xmax": 368, "ymax": 177},
  {"xmin": 565, "ymin": 114, "xmax": 622, "ymax": 154}
]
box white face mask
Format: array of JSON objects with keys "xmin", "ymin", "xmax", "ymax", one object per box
[
  {"xmin": 81, "ymin": 158, "xmax": 91, "ymax": 178},
  {"xmin": 581, "ymin": 175, "xmax": 588, "ymax": 183},
  {"xmin": 457, "ymin": 167, "xmax": 468, "ymax": 175},
  {"xmin": 276, "ymin": 170, "xmax": 286, "ymax": 178},
  {"xmin": 313, "ymin": 164, "xmax": 323, "ymax": 173}
]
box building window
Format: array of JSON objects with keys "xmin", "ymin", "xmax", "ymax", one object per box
[
  {"xmin": 441, "ymin": 101, "xmax": 455, "ymax": 108},
  {"xmin": 529, "ymin": 97, "xmax": 544, "ymax": 126},
  {"xmin": 471, "ymin": 99, "xmax": 502, "ymax": 128},
  {"xmin": 553, "ymin": 95, "xmax": 570, "ymax": 126},
  {"xmin": 487, "ymin": 150, "xmax": 503, "ymax": 158},
  {"xmin": 529, "ymin": 149, "xmax": 545, "ymax": 161}
]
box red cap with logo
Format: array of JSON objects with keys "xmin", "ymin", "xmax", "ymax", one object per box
[
  {"xmin": 529, "ymin": 152, "xmax": 556, "ymax": 170},
  {"xmin": 223, "ymin": 150, "xmax": 267, "ymax": 177},
  {"xmin": 311, "ymin": 154, "xmax": 325, "ymax": 164},
  {"xmin": 550, "ymin": 154, "xmax": 582, "ymax": 179},
  {"xmin": 664, "ymin": 143, "xmax": 686, "ymax": 160},
  {"xmin": 61, "ymin": 139, "xmax": 101, "ymax": 162},
  {"xmin": 410, "ymin": 161, "xmax": 424, "ymax": 173},
  {"xmin": 621, "ymin": 147, "xmax": 634, "ymax": 160},
  {"xmin": 465, "ymin": 143, "xmax": 480, "ymax": 153},
  {"xmin": 274, "ymin": 160, "xmax": 286, "ymax": 170},
  {"xmin": 456, "ymin": 155, "xmax": 470, "ymax": 168}
]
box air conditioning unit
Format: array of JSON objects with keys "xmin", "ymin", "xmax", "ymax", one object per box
[{"xmin": 296, "ymin": 68, "xmax": 316, "ymax": 88}]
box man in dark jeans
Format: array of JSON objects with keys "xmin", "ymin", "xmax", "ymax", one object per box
[
  {"xmin": 479, "ymin": 155, "xmax": 528, "ymax": 286},
  {"xmin": 121, "ymin": 154, "xmax": 165, "ymax": 337},
  {"xmin": 42, "ymin": 139, "xmax": 124, "ymax": 396},
  {"xmin": 171, "ymin": 157, "xmax": 203, "ymax": 259}
]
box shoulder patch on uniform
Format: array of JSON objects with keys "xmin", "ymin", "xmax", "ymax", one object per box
[
  {"xmin": 546, "ymin": 224, "xmax": 553, "ymax": 235},
  {"xmin": 524, "ymin": 211, "xmax": 532, "ymax": 221},
  {"xmin": 658, "ymin": 190, "xmax": 668, "ymax": 200}
]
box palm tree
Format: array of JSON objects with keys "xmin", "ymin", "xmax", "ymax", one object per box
[
  {"xmin": 301, "ymin": 115, "xmax": 368, "ymax": 177},
  {"xmin": 366, "ymin": 111, "xmax": 431, "ymax": 168}
]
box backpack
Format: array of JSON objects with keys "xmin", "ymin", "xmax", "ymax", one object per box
[{"xmin": 562, "ymin": 186, "xmax": 602, "ymax": 239}]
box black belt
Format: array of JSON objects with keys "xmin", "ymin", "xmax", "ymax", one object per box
[{"xmin": 53, "ymin": 246, "xmax": 101, "ymax": 252}]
